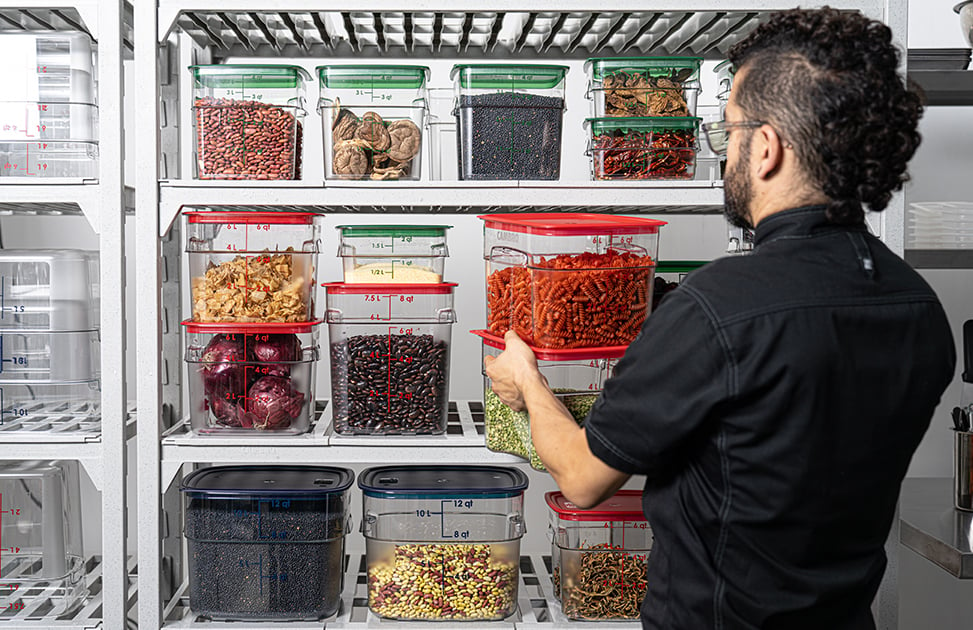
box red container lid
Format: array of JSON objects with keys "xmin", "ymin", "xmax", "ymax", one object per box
[
  {"xmin": 546, "ymin": 490, "xmax": 646, "ymax": 521},
  {"xmin": 322, "ymin": 282, "xmax": 458, "ymax": 294},
  {"xmin": 478, "ymin": 213, "xmax": 667, "ymax": 236},
  {"xmin": 471, "ymin": 329, "xmax": 627, "ymax": 361},
  {"xmin": 182, "ymin": 320, "xmax": 322, "ymax": 334},
  {"xmin": 185, "ymin": 211, "xmax": 318, "ymax": 225}
]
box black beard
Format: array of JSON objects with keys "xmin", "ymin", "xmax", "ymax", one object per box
[{"xmin": 723, "ymin": 135, "xmax": 754, "ymax": 229}]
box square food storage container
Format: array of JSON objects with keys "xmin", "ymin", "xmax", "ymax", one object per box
[
  {"xmin": 337, "ymin": 224, "xmax": 450, "ymax": 283},
  {"xmin": 0, "ymin": 250, "xmax": 99, "ymax": 331},
  {"xmin": 181, "ymin": 465, "xmax": 353, "ymax": 621},
  {"xmin": 318, "ymin": 65, "xmax": 429, "ymax": 181},
  {"xmin": 474, "ymin": 329, "xmax": 622, "ymax": 471},
  {"xmin": 0, "ymin": 460, "xmax": 87, "ymax": 616},
  {"xmin": 452, "ymin": 64, "xmax": 567, "ymax": 180},
  {"xmin": 191, "ymin": 65, "xmax": 308, "ymax": 180},
  {"xmin": 186, "ymin": 212, "xmax": 320, "ymax": 323},
  {"xmin": 586, "ymin": 117, "xmax": 700, "ymax": 180},
  {"xmin": 323, "ymin": 282, "xmax": 456, "ymax": 435},
  {"xmin": 183, "ymin": 321, "xmax": 320, "ymax": 434},
  {"xmin": 715, "ymin": 59, "xmax": 734, "ymax": 115},
  {"xmin": 480, "ymin": 213, "xmax": 665, "ymax": 348},
  {"xmin": 547, "ymin": 490, "xmax": 651, "ymax": 620},
  {"xmin": 0, "ymin": 381, "xmax": 100, "ymax": 429},
  {"xmin": 585, "ymin": 57, "xmax": 702, "ymax": 118},
  {"xmin": 359, "ymin": 465, "xmax": 528, "ymax": 621}
]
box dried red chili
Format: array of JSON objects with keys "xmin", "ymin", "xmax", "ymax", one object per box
[{"xmin": 592, "ymin": 129, "xmax": 696, "ymax": 180}]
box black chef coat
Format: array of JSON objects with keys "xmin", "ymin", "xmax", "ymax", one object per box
[{"xmin": 585, "ymin": 205, "xmax": 956, "ymax": 630}]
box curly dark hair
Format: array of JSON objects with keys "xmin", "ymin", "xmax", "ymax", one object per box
[{"xmin": 727, "ymin": 7, "xmax": 923, "ymax": 224}]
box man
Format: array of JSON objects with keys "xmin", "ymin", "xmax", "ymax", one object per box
[{"xmin": 485, "ymin": 8, "xmax": 955, "ymax": 630}]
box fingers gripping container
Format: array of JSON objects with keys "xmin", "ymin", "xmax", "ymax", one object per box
[
  {"xmin": 318, "ymin": 65, "xmax": 429, "ymax": 181},
  {"xmin": 585, "ymin": 57, "xmax": 702, "ymax": 118},
  {"xmin": 474, "ymin": 329, "xmax": 622, "ymax": 471},
  {"xmin": 452, "ymin": 65, "xmax": 567, "ymax": 180},
  {"xmin": 359, "ymin": 465, "xmax": 528, "ymax": 621},
  {"xmin": 337, "ymin": 224, "xmax": 450, "ymax": 283},
  {"xmin": 586, "ymin": 117, "xmax": 700, "ymax": 180},
  {"xmin": 181, "ymin": 465, "xmax": 353, "ymax": 621},
  {"xmin": 191, "ymin": 65, "xmax": 309, "ymax": 180},
  {"xmin": 0, "ymin": 461, "xmax": 88, "ymax": 616},
  {"xmin": 186, "ymin": 212, "xmax": 320, "ymax": 324},
  {"xmin": 547, "ymin": 490, "xmax": 652, "ymax": 620},
  {"xmin": 323, "ymin": 282, "xmax": 456, "ymax": 435},
  {"xmin": 183, "ymin": 321, "xmax": 321, "ymax": 435},
  {"xmin": 0, "ymin": 31, "xmax": 98, "ymax": 179},
  {"xmin": 480, "ymin": 213, "xmax": 665, "ymax": 349}
]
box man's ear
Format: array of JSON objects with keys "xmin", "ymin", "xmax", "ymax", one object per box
[{"xmin": 754, "ymin": 124, "xmax": 785, "ymax": 180}]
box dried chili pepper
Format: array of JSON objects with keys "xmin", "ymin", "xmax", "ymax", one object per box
[{"xmin": 592, "ymin": 129, "xmax": 696, "ymax": 180}]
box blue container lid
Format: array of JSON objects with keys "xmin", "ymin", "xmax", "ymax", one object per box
[
  {"xmin": 358, "ymin": 465, "xmax": 528, "ymax": 499},
  {"xmin": 181, "ymin": 465, "xmax": 354, "ymax": 499}
]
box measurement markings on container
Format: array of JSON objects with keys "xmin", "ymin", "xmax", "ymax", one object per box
[
  {"xmin": 0, "ymin": 278, "xmax": 28, "ymax": 322},
  {"xmin": 368, "ymin": 234, "xmax": 415, "ymax": 280},
  {"xmin": 414, "ymin": 499, "xmax": 473, "ymax": 540},
  {"xmin": 0, "ymin": 337, "xmax": 29, "ymax": 375},
  {"xmin": 238, "ymin": 554, "xmax": 288, "ymax": 597}
]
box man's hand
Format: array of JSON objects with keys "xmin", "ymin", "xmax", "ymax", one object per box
[{"xmin": 483, "ymin": 330, "xmax": 546, "ymax": 411}]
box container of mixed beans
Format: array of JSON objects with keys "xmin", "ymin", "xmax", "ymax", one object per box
[
  {"xmin": 586, "ymin": 117, "xmax": 700, "ymax": 180},
  {"xmin": 187, "ymin": 212, "xmax": 320, "ymax": 324},
  {"xmin": 585, "ymin": 57, "xmax": 702, "ymax": 118},
  {"xmin": 547, "ymin": 490, "xmax": 652, "ymax": 620},
  {"xmin": 337, "ymin": 224, "xmax": 450, "ymax": 283},
  {"xmin": 480, "ymin": 213, "xmax": 665, "ymax": 349},
  {"xmin": 359, "ymin": 465, "xmax": 527, "ymax": 621},
  {"xmin": 323, "ymin": 282, "xmax": 456, "ymax": 435},
  {"xmin": 473, "ymin": 329, "xmax": 623, "ymax": 471},
  {"xmin": 191, "ymin": 65, "xmax": 308, "ymax": 180}
]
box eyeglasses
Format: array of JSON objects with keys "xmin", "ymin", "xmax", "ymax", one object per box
[{"xmin": 701, "ymin": 120, "xmax": 767, "ymax": 157}]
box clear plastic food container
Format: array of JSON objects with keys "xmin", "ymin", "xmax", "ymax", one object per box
[
  {"xmin": 318, "ymin": 65, "xmax": 429, "ymax": 181},
  {"xmin": 337, "ymin": 224, "xmax": 450, "ymax": 283},
  {"xmin": 183, "ymin": 321, "xmax": 320, "ymax": 435},
  {"xmin": 191, "ymin": 65, "xmax": 309, "ymax": 180},
  {"xmin": 715, "ymin": 60, "xmax": 734, "ymax": 116},
  {"xmin": 547, "ymin": 490, "xmax": 651, "ymax": 620},
  {"xmin": 0, "ymin": 250, "xmax": 99, "ymax": 331},
  {"xmin": 0, "ymin": 460, "xmax": 87, "ymax": 616},
  {"xmin": 0, "ymin": 382, "xmax": 100, "ymax": 429},
  {"xmin": 586, "ymin": 117, "xmax": 699, "ymax": 180},
  {"xmin": 585, "ymin": 57, "xmax": 702, "ymax": 118},
  {"xmin": 474, "ymin": 329, "xmax": 621, "ymax": 471},
  {"xmin": 452, "ymin": 64, "xmax": 567, "ymax": 180},
  {"xmin": 181, "ymin": 465, "xmax": 353, "ymax": 621},
  {"xmin": 0, "ymin": 330, "xmax": 99, "ymax": 382},
  {"xmin": 359, "ymin": 465, "xmax": 527, "ymax": 621},
  {"xmin": 186, "ymin": 212, "xmax": 320, "ymax": 323},
  {"xmin": 480, "ymin": 213, "xmax": 665, "ymax": 348},
  {"xmin": 323, "ymin": 283, "xmax": 456, "ymax": 435}
]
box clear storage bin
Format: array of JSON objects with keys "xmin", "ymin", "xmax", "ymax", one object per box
[
  {"xmin": 452, "ymin": 64, "xmax": 567, "ymax": 180},
  {"xmin": 186, "ymin": 212, "xmax": 320, "ymax": 323},
  {"xmin": 337, "ymin": 224, "xmax": 450, "ymax": 283},
  {"xmin": 715, "ymin": 60, "xmax": 734, "ymax": 116},
  {"xmin": 480, "ymin": 213, "xmax": 665, "ymax": 348},
  {"xmin": 474, "ymin": 329, "xmax": 621, "ymax": 471},
  {"xmin": 585, "ymin": 57, "xmax": 702, "ymax": 118},
  {"xmin": 183, "ymin": 321, "xmax": 320, "ymax": 434},
  {"xmin": 0, "ymin": 330, "xmax": 99, "ymax": 382},
  {"xmin": 181, "ymin": 465, "xmax": 353, "ymax": 621},
  {"xmin": 191, "ymin": 65, "xmax": 308, "ymax": 180},
  {"xmin": 547, "ymin": 490, "xmax": 651, "ymax": 620},
  {"xmin": 0, "ymin": 250, "xmax": 99, "ymax": 331},
  {"xmin": 0, "ymin": 460, "xmax": 87, "ymax": 616},
  {"xmin": 323, "ymin": 283, "xmax": 456, "ymax": 435},
  {"xmin": 0, "ymin": 382, "xmax": 100, "ymax": 429},
  {"xmin": 586, "ymin": 117, "xmax": 699, "ymax": 180},
  {"xmin": 359, "ymin": 465, "xmax": 527, "ymax": 621},
  {"xmin": 318, "ymin": 65, "xmax": 428, "ymax": 181}
]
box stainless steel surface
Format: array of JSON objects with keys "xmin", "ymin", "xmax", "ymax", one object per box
[
  {"xmin": 956, "ymin": 433, "xmax": 973, "ymax": 511},
  {"xmin": 900, "ymin": 477, "xmax": 973, "ymax": 578}
]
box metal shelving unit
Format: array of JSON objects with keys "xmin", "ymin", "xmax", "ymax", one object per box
[
  {"xmin": 0, "ymin": 2, "xmax": 132, "ymax": 628},
  {"xmin": 136, "ymin": 3, "xmax": 907, "ymax": 630}
]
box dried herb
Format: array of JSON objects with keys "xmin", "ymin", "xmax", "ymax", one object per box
[
  {"xmin": 592, "ymin": 129, "xmax": 696, "ymax": 180},
  {"xmin": 560, "ymin": 543, "xmax": 648, "ymax": 620}
]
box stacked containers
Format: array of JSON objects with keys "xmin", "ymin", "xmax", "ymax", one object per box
[
  {"xmin": 359, "ymin": 465, "xmax": 527, "ymax": 621},
  {"xmin": 181, "ymin": 465, "xmax": 353, "ymax": 620},
  {"xmin": 337, "ymin": 225, "xmax": 450, "ymax": 283},
  {"xmin": 584, "ymin": 57, "xmax": 702, "ymax": 179},
  {"xmin": 0, "ymin": 31, "xmax": 98, "ymax": 178},
  {"xmin": 190, "ymin": 65, "xmax": 308, "ymax": 180},
  {"xmin": 547, "ymin": 490, "xmax": 652, "ymax": 620},
  {"xmin": 0, "ymin": 461, "xmax": 87, "ymax": 615},
  {"xmin": 318, "ymin": 65, "xmax": 429, "ymax": 181},
  {"xmin": 452, "ymin": 65, "xmax": 568, "ymax": 180},
  {"xmin": 184, "ymin": 211, "xmax": 321, "ymax": 434}
]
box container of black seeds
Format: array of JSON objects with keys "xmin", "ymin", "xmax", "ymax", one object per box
[
  {"xmin": 323, "ymin": 282, "xmax": 457, "ymax": 435},
  {"xmin": 181, "ymin": 465, "xmax": 353, "ymax": 621},
  {"xmin": 451, "ymin": 65, "xmax": 568, "ymax": 180}
]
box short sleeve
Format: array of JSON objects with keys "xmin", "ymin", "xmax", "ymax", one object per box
[{"xmin": 585, "ymin": 287, "xmax": 732, "ymax": 477}]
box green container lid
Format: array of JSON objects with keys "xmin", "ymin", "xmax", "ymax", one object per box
[
  {"xmin": 317, "ymin": 65, "xmax": 430, "ymax": 90},
  {"xmin": 190, "ymin": 64, "xmax": 310, "ymax": 88},
  {"xmin": 337, "ymin": 225, "xmax": 451, "ymax": 238},
  {"xmin": 585, "ymin": 57, "xmax": 702, "ymax": 82},
  {"xmin": 585, "ymin": 116, "xmax": 701, "ymax": 135},
  {"xmin": 656, "ymin": 260, "xmax": 706, "ymax": 274},
  {"xmin": 451, "ymin": 64, "xmax": 568, "ymax": 90}
]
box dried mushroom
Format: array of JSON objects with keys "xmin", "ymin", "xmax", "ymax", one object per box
[
  {"xmin": 333, "ymin": 139, "xmax": 370, "ymax": 175},
  {"xmin": 355, "ymin": 111, "xmax": 391, "ymax": 152},
  {"xmin": 328, "ymin": 105, "xmax": 423, "ymax": 180},
  {"xmin": 332, "ymin": 108, "xmax": 359, "ymax": 144},
  {"xmin": 370, "ymin": 164, "xmax": 407, "ymax": 180},
  {"xmin": 386, "ymin": 119, "xmax": 422, "ymax": 163},
  {"xmin": 602, "ymin": 71, "xmax": 691, "ymax": 118}
]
